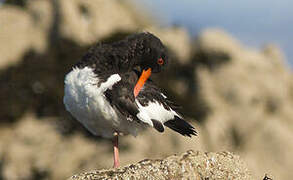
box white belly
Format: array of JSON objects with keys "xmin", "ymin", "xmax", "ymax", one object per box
[{"xmin": 63, "ymin": 66, "xmax": 143, "ymax": 138}]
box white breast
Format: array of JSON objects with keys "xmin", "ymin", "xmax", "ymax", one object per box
[{"xmin": 63, "ymin": 66, "xmax": 142, "ymax": 138}]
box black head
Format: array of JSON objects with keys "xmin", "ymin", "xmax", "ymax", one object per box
[{"xmin": 129, "ymin": 32, "xmax": 168, "ymax": 73}]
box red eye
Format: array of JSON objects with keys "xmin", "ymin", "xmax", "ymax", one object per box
[{"xmin": 157, "ymin": 58, "xmax": 164, "ymax": 65}]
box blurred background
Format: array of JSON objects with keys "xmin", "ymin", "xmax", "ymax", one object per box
[
  {"xmin": 138, "ymin": 0, "xmax": 293, "ymax": 66},
  {"xmin": 0, "ymin": 0, "xmax": 292, "ymax": 179}
]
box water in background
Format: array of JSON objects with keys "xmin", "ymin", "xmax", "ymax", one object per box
[{"xmin": 138, "ymin": 0, "xmax": 293, "ymax": 66}]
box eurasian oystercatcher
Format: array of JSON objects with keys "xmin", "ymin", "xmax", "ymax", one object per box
[{"xmin": 63, "ymin": 32, "xmax": 197, "ymax": 168}]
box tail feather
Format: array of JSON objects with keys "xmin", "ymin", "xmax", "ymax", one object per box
[
  {"xmin": 151, "ymin": 119, "xmax": 165, "ymax": 133},
  {"xmin": 164, "ymin": 116, "xmax": 197, "ymax": 137}
]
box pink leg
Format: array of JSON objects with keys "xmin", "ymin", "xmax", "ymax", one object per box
[{"xmin": 113, "ymin": 134, "xmax": 120, "ymax": 168}]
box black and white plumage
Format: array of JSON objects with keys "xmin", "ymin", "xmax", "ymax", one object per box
[{"xmin": 64, "ymin": 32, "xmax": 196, "ymax": 142}]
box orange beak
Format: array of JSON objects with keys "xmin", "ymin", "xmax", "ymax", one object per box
[{"xmin": 134, "ymin": 68, "xmax": 152, "ymax": 97}]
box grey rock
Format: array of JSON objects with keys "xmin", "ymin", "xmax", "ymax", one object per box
[{"xmin": 69, "ymin": 150, "xmax": 251, "ymax": 180}]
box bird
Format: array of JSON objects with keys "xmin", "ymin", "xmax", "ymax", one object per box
[{"xmin": 63, "ymin": 32, "xmax": 197, "ymax": 168}]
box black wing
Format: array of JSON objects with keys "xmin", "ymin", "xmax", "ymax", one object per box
[
  {"xmin": 164, "ymin": 116, "xmax": 197, "ymax": 137},
  {"xmin": 137, "ymin": 80, "xmax": 197, "ymax": 137},
  {"xmin": 104, "ymin": 72, "xmax": 141, "ymax": 122}
]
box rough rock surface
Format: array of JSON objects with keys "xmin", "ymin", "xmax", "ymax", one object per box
[{"xmin": 69, "ymin": 150, "xmax": 251, "ymax": 180}]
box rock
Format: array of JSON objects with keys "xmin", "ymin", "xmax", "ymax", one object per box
[
  {"xmin": 0, "ymin": 114, "xmax": 107, "ymax": 180},
  {"xmin": 0, "ymin": 114, "xmax": 206, "ymax": 179},
  {"xmin": 58, "ymin": 0, "xmax": 147, "ymax": 44},
  {"xmin": 27, "ymin": 0, "xmax": 54, "ymax": 33},
  {"xmin": 191, "ymin": 29, "xmax": 293, "ymax": 179},
  {"xmin": 68, "ymin": 150, "xmax": 252, "ymax": 180},
  {"xmin": 194, "ymin": 29, "xmax": 243, "ymax": 56},
  {"xmin": 153, "ymin": 28, "xmax": 293, "ymax": 179},
  {"xmin": 262, "ymin": 44, "xmax": 288, "ymax": 68},
  {"xmin": 241, "ymin": 119, "xmax": 293, "ymax": 180},
  {"xmin": 0, "ymin": 5, "xmax": 46, "ymax": 69}
]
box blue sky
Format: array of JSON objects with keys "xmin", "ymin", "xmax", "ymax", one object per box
[{"xmin": 137, "ymin": 0, "xmax": 293, "ymax": 66}]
